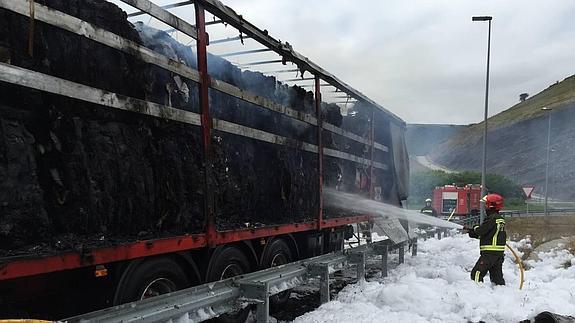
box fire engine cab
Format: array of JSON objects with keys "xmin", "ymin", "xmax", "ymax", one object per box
[{"xmin": 432, "ymin": 184, "xmax": 482, "ymax": 220}]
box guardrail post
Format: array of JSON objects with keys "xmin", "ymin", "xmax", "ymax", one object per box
[
  {"xmin": 411, "ymin": 238, "xmax": 418, "ymax": 256},
  {"xmin": 373, "ymin": 244, "xmax": 388, "ymax": 277},
  {"xmin": 240, "ymin": 281, "xmax": 269, "ymax": 323},
  {"xmin": 309, "ymin": 263, "xmax": 330, "ymax": 304},
  {"xmin": 349, "ymin": 250, "xmax": 366, "ymax": 281},
  {"xmin": 398, "ymin": 243, "xmax": 405, "ymax": 264},
  {"xmin": 437, "ymin": 230, "xmax": 442, "ymax": 240}
]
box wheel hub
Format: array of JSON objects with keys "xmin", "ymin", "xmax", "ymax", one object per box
[{"xmin": 140, "ymin": 278, "xmax": 176, "ymax": 300}]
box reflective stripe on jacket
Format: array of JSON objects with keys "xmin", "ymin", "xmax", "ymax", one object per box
[
  {"xmin": 420, "ymin": 206, "xmax": 436, "ymax": 217},
  {"xmin": 469, "ymin": 214, "xmax": 506, "ymax": 253}
]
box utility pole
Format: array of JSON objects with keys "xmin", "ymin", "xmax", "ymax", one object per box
[
  {"xmin": 472, "ymin": 16, "xmax": 492, "ymax": 224},
  {"xmin": 542, "ymin": 107, "xmax": 552, "ymax": 216}
]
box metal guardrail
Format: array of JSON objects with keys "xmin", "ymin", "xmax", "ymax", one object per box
[
  {"xmin": 501, "ymin": 208, "xmax": 575, "ymax": 217},
  {"xmin": 450, "ymin": 208, "xmax": 575, "ymax": 227},
  {"xmin": 62, "ymin": 238, "xmax": 415, "ymax": 323}
]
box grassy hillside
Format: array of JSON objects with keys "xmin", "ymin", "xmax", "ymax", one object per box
[
  {"xmin": 489, "ymin": 75, "xmax": 575, "ymax": 126},
  {"xmin": 446, "ymin": 74, "xmax": 575, "ymax": 146},
  {"xmin": 428, "ymin": 74, "xmax": 575, "ymax": 200}
]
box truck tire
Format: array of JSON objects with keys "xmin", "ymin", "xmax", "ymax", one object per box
[
  {"xmin": 261, "ymin": 238, "xmax": 293, "ymax": 308},
  {"xmin": 113, "ymin": 256, "xmax": 191, "ymax": 305},
  {"xmin": 207, "ymin": 246, "xmax": 252, "ymax": 323}
]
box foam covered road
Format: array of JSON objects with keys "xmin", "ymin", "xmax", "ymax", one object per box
[{"xmin": 294, "ymin": 234, "xmax": 575, "ymax": 322}]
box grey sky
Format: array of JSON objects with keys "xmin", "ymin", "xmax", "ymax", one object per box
[{"xmin": 114, "ymin": 0, "xmax": 575, "ymax": 124}]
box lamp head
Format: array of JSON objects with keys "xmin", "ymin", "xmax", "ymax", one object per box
[{"xmin": 472, "ymin": 16, "xmax": 492, "ymax": 21}]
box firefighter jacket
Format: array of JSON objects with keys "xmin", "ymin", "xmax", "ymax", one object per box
[
  {"xmin": 420, "ymin": 206, "xmax": 436, "ymax": 217},
  {"xmin": 468, "ymin": 213, "xmax": 506, "ymax": 253}
]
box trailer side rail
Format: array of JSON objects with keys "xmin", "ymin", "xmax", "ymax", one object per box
[{"xmin": 193, "ymin": 0, "xmax": 403, "ymax": 125}]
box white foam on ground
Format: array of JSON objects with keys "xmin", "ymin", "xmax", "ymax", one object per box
[{"xmin": 294, "ymin": 234, "xmax": 575, "ymax": 323}]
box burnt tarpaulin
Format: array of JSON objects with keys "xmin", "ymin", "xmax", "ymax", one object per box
[{"xmin": 390, "ymin": 122, "xmax": 410, "ymax": 201}]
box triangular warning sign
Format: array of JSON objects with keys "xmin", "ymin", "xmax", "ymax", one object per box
[{"xmin": 522, "ymin": 186, "xmax": 535, "ymax": 199}]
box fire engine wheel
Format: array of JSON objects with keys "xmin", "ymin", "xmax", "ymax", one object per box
[
  {"xmin": 113, "ymin": 256, "xmax": 191, "ymax": 305},
  {"xmin": 207, "ymin": 246, "xmax": 253, "ymax": 323},
  {"xmin": 261, "ymin": 238, "xmax": 293, "ymax": 309}
]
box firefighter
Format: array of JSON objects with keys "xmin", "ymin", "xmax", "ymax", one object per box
[
  {"xmin": 420, "ymin": 198, "xmax": 436, "ymax": 217},
  {"xmin": 463, "ymin": 193, "xmax": 506, "ymax": 285}
]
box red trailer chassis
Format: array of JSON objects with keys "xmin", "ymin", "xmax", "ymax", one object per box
[{"xmin": 0, "ymin": 216, "xmax": 370, "ymax": 281}]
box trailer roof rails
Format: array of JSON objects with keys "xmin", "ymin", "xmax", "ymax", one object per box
[
  {"xmin": 121, "ymin": 0, "xmax": 403, "ymax": 126},
  {"xmin": 194, "ymin": 0, "xmax": 404, "ymax": 125}
]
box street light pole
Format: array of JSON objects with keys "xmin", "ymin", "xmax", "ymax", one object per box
[
  {"xmin": 542, "ymin": 107, "xmax": 552, "ymax": 216},
  {"xmin": 472, "ymin": 15, "xmax": 492, "ymax": 224}
]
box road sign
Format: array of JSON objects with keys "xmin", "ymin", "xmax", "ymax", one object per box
[{"xmin": 522, "ymin": 186, "xmax": 535, "ymax": 199}]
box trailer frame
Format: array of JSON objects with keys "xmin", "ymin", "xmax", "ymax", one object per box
[{"xmin": 0, "ymin": 0, "xmax": 404, "ymax": 306}]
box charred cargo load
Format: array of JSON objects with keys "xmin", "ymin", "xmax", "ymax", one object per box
[{"xmin": 0, "ymin": 0, "xmax": 409, "ymax": 257}]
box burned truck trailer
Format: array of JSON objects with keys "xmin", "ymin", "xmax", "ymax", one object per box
[{"xmin": 0, "ymin": 0, "xmax": 409, "ymax": 318}]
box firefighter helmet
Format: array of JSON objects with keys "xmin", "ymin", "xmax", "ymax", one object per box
[
  {"xmin": 482, "ymin": 194, "xmax": 504, "ymax": 211},
  {"xmin": 425, "ymin": 198, "xmax": 432, "ymax": 203}
]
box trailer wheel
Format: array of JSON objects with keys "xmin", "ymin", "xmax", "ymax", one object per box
[
  {"xmin": 207, "ymin": 246, "xmax": 252, "ymax": 323},
  {"xmin": 261, "ymin": 238, "xmax": 293, "ymax": 308},
  {"xmin": 113, "ymin": 256, "xmax": 190, "ymax": 305}
]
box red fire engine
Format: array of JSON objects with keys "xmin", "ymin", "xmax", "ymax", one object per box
[{"xmin": 432, "ymin": 184, "xmax": 482, "ymax": 220}]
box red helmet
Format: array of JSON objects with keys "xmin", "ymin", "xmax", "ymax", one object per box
[{"xmin": 482, "ymin": 193, "xmax": 504, "ymax": 211}]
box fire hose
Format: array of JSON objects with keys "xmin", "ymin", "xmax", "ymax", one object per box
[
  {"xmin": 446, "ymin": 208, "xmax": 457, "ymax": 222},
  {"xmin": 506, "ymin": 243, "xmax": 525, "ymax": 290},
  {"xmin": 0, "ymin": 320, "xmax": 52, "ymax": 323}
]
